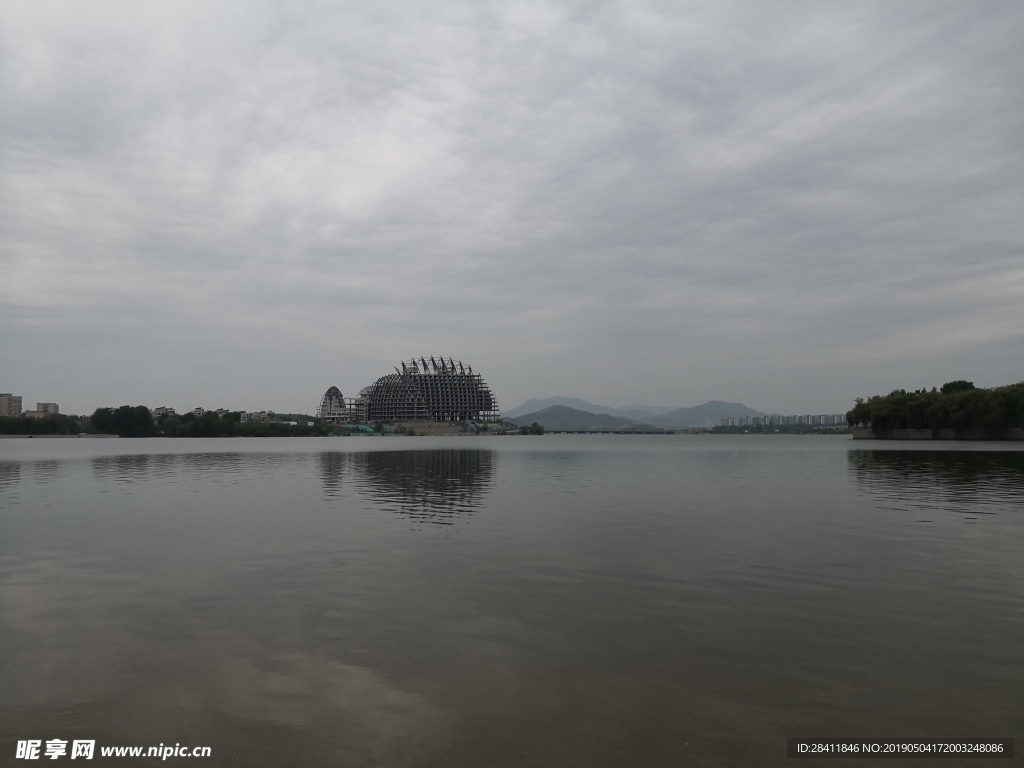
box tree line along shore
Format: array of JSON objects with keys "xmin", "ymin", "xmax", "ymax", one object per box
[
  {"xmin": 0, "ymin": 407, "xmax": 326, "ymax": 438},
  {"xmin": 846, "ymin": 380, "xmax": 1024, "ymax": 438},
  {"xmin": 0, "ymin": 406, "xmax": 545, "ymax": 438}
]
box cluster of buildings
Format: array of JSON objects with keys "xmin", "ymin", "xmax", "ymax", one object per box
[
  {"xmin": 720, "ymin": 414, "xmax": 848, "ymax": 427},
  {"xmin": 1, "ymin": 393, "xmax": 60, "ymax": 419},
  {"xmin": 154, "ymin": 406, "xmax": 229, "ymax": 419},
  {"xmin": 152, "ymin": 406, "xmax": 275, "ymax": 422},
  {"xmin": 317, "ymin": 356, "xmax": 500, "ymax": 425}
]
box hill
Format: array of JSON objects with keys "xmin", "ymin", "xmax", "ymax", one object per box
[
  {"xmin": 504, "ymin": 397, "xmax": 766, "ymax": 428},
  {"xmin": 657, "ymin": 401, "xmax": 766, "ymax": 428},
  {"xmin": 504, "ymin": 396, "xmax": 623, "ymax": 419},
  {"xmin": 506, "ymin": 405, "xmax": 653, "ymax": 431},
  {"xmin": 505, "ymin": 397, "xmax": 735, "ymax": 422},
  {"xmin": 616, "ymin": 404, "xmax": 677, "ymax": 418}
]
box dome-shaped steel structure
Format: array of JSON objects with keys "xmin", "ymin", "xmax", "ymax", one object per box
[
  {"xmin": 317, "ymin": 385, "xmax": 355, "ymax": 423},
  {"xmin": 363, "ymin": 357, "xmax": 500, "ymax": 423}
]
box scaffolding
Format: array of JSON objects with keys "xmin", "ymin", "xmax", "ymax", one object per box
[
  {"xmin": 316, "ymin": 386, "xmax": 362, "ymax": 423},
  {"xmin": 363, "ymin": 357, "xmax": 501, "ymax": 423}
]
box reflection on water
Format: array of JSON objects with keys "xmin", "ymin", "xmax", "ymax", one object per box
[
  {"xmin": 30, "ymin": 459, "xmax": 61, "ymax": 485},
  {"xmin": 850, "ymin": 449, "xmax": 1024, "ymax": 519},
  {"xmin": 0, "ymin": 460, "xmax": 63, "ymax": 489},
  {"xmin": 0, "ymin": 460, "xmax": 20, "ymax": 487},
  {"xmin": 318, "ymin": 451, "xmax": 350, "ymax": 497},
  {"xmin": 2, "ymin": 438, "xmax": 1022, "ymax": 767},
  {"xmin": 89, "ymin": 452, "xmax": 312, "ymax": 484},
  {"xmin": 320, "ymin": 450, "xmax": 495, "ymax": 525},
  {"xmin": 92, "ymin": 453, "xmax": 166, "ymax": 483}
]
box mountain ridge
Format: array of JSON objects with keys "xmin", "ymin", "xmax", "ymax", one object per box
[
  {"xmin": 504, "ymin": 396, "xmax": 624, "ymax": 419},
  {"xmin": 504, "ymin": 396, "xmax": 767, "ymax": 427},
  {"xmin": 506, "ymin": 405, "xmax": 653, "ymax": 431}
]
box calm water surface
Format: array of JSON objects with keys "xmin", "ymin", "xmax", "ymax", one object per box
[{"xmin": 0, "ymin": 435, "xmax": 1021, "ymax": 766}]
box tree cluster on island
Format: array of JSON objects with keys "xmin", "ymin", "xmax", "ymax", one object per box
[
  {"xmin": 0, "ymin": 413, "xmax": 86, "ymax": 435},
  {"xmin": 0, "ymin": 406, "xmax": 329, "ymax": 437},
  {"xmin": 0, "ymin": 406, "xmax": 523, "ymax": 437},
  {"xmin": 846, "ymin": 381, "xmax": 1024, "ymax": 436},
  {"xmin": 144, "ymin": 408, "xmax": 329, "ymax": 437}
]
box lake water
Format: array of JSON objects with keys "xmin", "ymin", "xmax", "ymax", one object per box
[{"xmin": 1, "ymin": 435, "xmax": 1021, "ymax": 766}]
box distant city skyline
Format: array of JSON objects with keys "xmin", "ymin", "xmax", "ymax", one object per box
[{"xmin": 3, "ymin": 3, "xmax": 1022, "ymax": 415}]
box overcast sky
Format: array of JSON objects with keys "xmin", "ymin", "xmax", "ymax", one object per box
[{"xmin": 2, "ymin": 1, "xmax": 1022, "ymax": 416}]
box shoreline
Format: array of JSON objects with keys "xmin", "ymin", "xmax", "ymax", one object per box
[
  {"xmin": 853, "ymin": 427, "xmax": 1024, "ymax": 441},
  {"xmin": 0, "ymin": 434, "xmax": 122, "ymax": 439}
]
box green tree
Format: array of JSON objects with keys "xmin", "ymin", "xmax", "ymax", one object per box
[
  {"xmin": 940, "ymin": 380, "xmax": 975, "ymax": 394},
  {"xmin": 92, "ymin": 405, "xmax": 156, "ymax": 437},
  {"xmin": 848, "ymin": 381, "xmax": 1023, "ymax": 436},
  {"xmin": 0, "ymin": 415, "xmax": 82, "ymax": 435},
  {"xmin": 91, "ymin": 407, "xmax": 114, "ymax": 433}
]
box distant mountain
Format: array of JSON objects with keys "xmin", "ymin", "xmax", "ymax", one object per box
[
  {"xmin": 658, "ymin": 401, "xmax": 766, "ymax": 428},
  {"xmin": 506, "ymin": 405, "xmax": 650, "ymax": 431},
  {"xmin": 504, "ymin": 396, "xmax": 622, "ymax": 419},
  {"xmin": 615, "ymin": 408, "xmax": 657, "ymax": 420},
  {"xmin": 504, "ymin": 397, "xmax": 766, "ymax": 428},
  {"xmin": 616, "ymin": 403, "xmax": 677, "ymax": 416}
]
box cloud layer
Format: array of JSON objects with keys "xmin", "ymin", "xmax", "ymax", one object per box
[{"xmin": 2, "ymin": 1, "xmax": 1022, "ymax": 414}]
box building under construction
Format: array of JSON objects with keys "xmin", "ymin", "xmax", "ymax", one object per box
[
  {"xmin": 318, "ymin": 356, "xmax": 500, "ymax": 424},
  {"xmin": 316, "ymin": 386, "xmax": 361, "ymax": 423}
]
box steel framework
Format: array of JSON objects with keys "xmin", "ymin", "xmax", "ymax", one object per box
[
  {"xmin": 316, "ymin": 386, "xmax": 361, "ymax": 423},
  {"xmin": 363, "ymin": 357, "xmax": 500, "ymax": 423}
]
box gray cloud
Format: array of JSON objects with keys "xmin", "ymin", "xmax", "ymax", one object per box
[{"xmin": 2, "ymin": 1, "xmax": 1022, "ymax": 414}]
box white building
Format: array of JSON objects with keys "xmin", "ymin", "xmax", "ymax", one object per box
[{"xmin": 36, "ymin": 402, "xmax": 59, "ymax": 415}]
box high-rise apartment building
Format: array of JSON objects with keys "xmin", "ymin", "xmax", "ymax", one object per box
[
  {"xmin": 0, "ymin": 394, "xmax": 23, "ymax": 417},
  {"xmin": 37, "ymin": 402, "xmax": 59, "ymax": 415}
]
